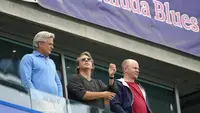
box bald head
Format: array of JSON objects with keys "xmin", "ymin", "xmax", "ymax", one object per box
[
  {"xmin": 122, "ymin": 59, "xmax": 138, "ymax": 69},
  {"xmin": 121, "ymin": 59, "xmax": 139, "ymax": 80}
]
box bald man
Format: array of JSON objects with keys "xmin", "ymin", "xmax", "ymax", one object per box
[{"xmin": 110, "ymin": 59, "xmax": 152, "ymax": 113}]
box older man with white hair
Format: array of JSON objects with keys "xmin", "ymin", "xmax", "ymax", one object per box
[{"xmin": 20, "ymin": 31, "xmax": 63, "ymax": 97}]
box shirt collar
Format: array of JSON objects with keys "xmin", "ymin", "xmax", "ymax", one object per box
[
  {"xmin": 33, "ymin": 50, "xmax": 49, "ymax": 58},
  {"xmin": 117, "ymin": 78, "xmax": 140, "ymax": 87}
]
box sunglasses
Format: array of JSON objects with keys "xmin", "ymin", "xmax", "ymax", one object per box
[{"xmin": 80, "ymin": 58, "xmax": 92, "ymax": 62}]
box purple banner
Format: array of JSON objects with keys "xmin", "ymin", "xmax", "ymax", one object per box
[{"xmin": 38, "ymin": 0, "xmax": 200, "ymax": 57}]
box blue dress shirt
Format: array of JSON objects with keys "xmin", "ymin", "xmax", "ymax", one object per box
[{"xmin": 20, "ymin": 50, "xmax": 63, "ymax": 97}]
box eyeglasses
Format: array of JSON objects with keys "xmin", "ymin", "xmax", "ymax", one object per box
[{"xmin": 80, "ymin": 58, "xmax": 92, "ymax": 62}]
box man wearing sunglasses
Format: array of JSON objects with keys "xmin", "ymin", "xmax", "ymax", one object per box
[{"xmin": 67, "ymin": 51, "xmax": 116, "ymax": 109}]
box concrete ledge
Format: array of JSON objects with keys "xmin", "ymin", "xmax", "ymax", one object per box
[{"xmin": 0, "ymin": 0, "xmax": 200, "ymax": 73}]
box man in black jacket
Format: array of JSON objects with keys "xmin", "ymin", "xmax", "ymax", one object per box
[{"xmin": 110, "ymin": 59, "xmax": 152, "ymax": 113}]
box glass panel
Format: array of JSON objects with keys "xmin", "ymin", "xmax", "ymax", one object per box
[
  {"xmin": 65, "ymin": 57, "xmax": 76, "ymax": 79},
  {"xmin": 93, "ymin": 67, "xmax": 109, "ymax": 84},
  {"xmin": 93, "ymin": 66, "xmax": 122, "ymax": 85},
  {"xmin": 29, "ymin": 88, "xmax": 114, "ymax": 113},
  {"xmin": 49, "ymin": 53, "xmax": 62, "ymax": 80},
  {"xmin": 0, "ymin": 38, "xmax": 32, "ymax": 85},
  {"xmin": 67, "ymin": 99, "xmax": 113, "ymax": 113},
  {"xmin": 140, "ymin": 82, "xmax": 176, "ymax": 113},
  {"xmin": 0, "ymin": 82, "xmax": 31, "ymax": 109},
  {"xmin": 0, "ymin": 100, "xmax": 41, "ymax": 113},
  {"xmin": 0, "ymin": 38, "xmax": 32, "ymax": 108},
  {"xmin": 30, "ymin": 88, "xmax": 67, "ymax": 113}
]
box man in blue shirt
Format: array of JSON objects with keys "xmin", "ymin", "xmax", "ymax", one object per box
[{"xmin": 20, "ymin": 31, "xmax": 63, "ymax": 97}]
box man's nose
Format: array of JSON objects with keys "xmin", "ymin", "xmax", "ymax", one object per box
[{"xmin": 51, "ymin": 45, "xmax": 54, "ymax": 49}]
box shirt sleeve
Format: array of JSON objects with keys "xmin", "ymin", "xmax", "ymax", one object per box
[
  {"xmin": 55, "ymin": 72, "xmax": 63, "ymax": 97},
  {"xmin": 19, "ymin": 55, "xmax": 35, "ymax": 89},
  {"xmin": 67, "ymin": 75, "xmax": 87, "ymax": 100}
]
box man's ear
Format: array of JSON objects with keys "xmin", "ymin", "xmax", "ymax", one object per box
[
  {"xmin": 124, "ymin": 68, "xmax": 127, "ymax": 72},
  {"xmin": 92, "ymin": 63, "xmax": 95, "ymax": 70},
  {"xmin": 38, "ymin": 42, "xmax": 41, "ymax": 48}
]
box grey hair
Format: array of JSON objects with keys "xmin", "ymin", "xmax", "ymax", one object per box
[{"xmin": 33, "ymin": 31, "xmax": 55, "ymax": 49}]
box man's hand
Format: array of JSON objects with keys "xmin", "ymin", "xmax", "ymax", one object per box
[
  {"xmin": 108, "ymin": 63, "xmax": 116, "ymax": 77},
  {"xmin": 103, "ymin": 91, "xmax": 116, "ymax": 100}
]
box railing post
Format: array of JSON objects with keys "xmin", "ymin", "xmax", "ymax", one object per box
[{"xmin": 174, "ymin": 81, "xmax": 181, "ymax": 113}]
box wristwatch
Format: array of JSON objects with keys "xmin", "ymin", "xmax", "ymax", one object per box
[{"xmin": 109, "ymin": 76, "xmax": 114, "ymax": 79}]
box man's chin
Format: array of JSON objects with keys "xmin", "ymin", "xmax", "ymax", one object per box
[
  {"xmin": 82, "ymin": 67, "xmax": 93, "ymax": 70},
  {"xmin": 48, "ymin": 51, "xmax": 51, "ymax": 55},
  {"xmin": 44, "ymin": 52, "xmax": 51, "ymax": 56}
]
